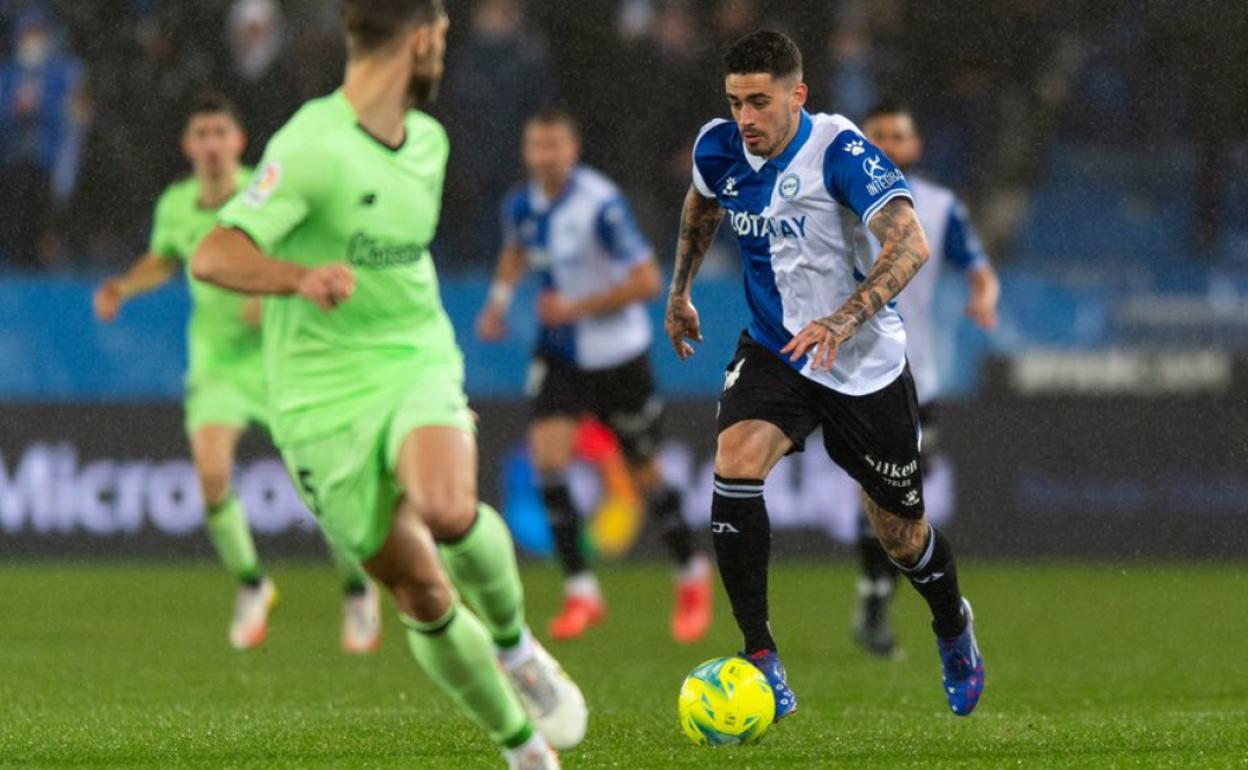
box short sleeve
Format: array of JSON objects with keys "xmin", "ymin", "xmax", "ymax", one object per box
[
  {"xmin": 499, "ymin": 189, "xmax": 527, "ymax": 249},
  {"xmin": 691, "ymin": 118, "xmax": 731, "ymax": 199},
  {"xmin": 822, "ymin": 129, "xmax": 913, "ymax": 225},
  {"xmin": 218, "ymin": 132, "xmax": 323, "ymax": 253},
  {"xmin": 944, "ymin": 198, "xmax": 990, "ymax": 271},
  {"xmin": 147, "ymin": 191, "xmax": 181, "ymax": 261},
  {"xmin": 596, "ymin": 195, "xmax": 652, "ymax": 265}
]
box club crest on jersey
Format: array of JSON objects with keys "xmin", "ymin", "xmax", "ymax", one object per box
[
  {"xmin": 721, "ymin": 176, "xmax": 739, "ymax": 197},
  {"xmin": 245, "ymin": 161, "xmax": 281, "ymax": 207},
  {"xmin": 778, "ymin": 173, "xmax": 801, "ymax": 200},
  {"xmin": 844, "ymin": 138, "xmax": 865, "ymax": 156}
]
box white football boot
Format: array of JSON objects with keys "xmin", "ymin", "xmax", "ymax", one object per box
[
  {"xmin": 504, "ymin": 732, "xmax": 560, "ymax": 770},
  {"xmin": 499, "ymin": 629, "xmax": 588, "ymax": 750},
  {"xmin": 341, "ymin": 581, "xmax": 382, "ymax": 654},
  {"xmin": 229, "ymin": 576, "xmax": 277, "ymax": 650}
]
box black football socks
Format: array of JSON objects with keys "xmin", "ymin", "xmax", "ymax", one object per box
[
  {"xmin": 890, "ymin": 525, "xmax": 967, "ymax": 639},
  {"xmin": 711, "ymin": 475, "xmax": 776, "ymax": 654},
  {"xmin": 540, "ymin": 470, "xmax": 586, "ymax": 576}
]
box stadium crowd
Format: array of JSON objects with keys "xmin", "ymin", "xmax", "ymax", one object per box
[{"xmin": 0, "ymin": 0, "xmax": 1244, "ymax": 271}]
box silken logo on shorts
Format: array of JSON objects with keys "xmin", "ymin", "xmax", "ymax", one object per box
[{"xmin": 866, "ymin": 454, "xmax": 919, "ymax": 489}]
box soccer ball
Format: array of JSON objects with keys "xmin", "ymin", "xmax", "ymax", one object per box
[{"xmin": 678, "ymin": 656, "xmax": 775, "ymax": 746}]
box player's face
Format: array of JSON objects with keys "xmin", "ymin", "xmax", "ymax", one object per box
[
  {"xmin": 182, "ymin": 113, "xmax": 245, "ymax": 178},
  {"xmin": 523, "ymin": 122, "xmax": 580, "ymax": 187},
  {"xmin": 864, "ymin": 114, "xmax": 921, "ymax": 170},
  {"xmin": 725, "ymin": 73, "xmax": 807, "ymax": 158},
  {"xmin": 408, "ymin": 14, "xmax": 450, "ymax": 107}
]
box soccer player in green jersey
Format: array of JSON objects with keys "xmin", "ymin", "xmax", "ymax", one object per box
[
  {"xmin": 192, "ymin": 2, "xmax": 586, "ymax": 767},
  {"xmin": 94, "ymin": 93, "xmax": 381, "ymax": 654}
]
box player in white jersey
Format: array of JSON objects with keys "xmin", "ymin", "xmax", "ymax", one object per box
[
  {"xmin": 478, "ymin": 109, "xmax": 713, "ymax": 644},
  {"xmin": 850, "ymin": 102, "xmax": 1001, "ymax": 659},
  {"xmin": 664, "ymin": 30, "xmax": 985, "ymax": 719}
]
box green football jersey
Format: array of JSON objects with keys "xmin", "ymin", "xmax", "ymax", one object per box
[
  {"xmin": 217, "ymin": 89, "xmax": 459, "ymax": 447},
  {"xmin": 149, "ymin": 167, "xmax": 258, "ymax": 379}
]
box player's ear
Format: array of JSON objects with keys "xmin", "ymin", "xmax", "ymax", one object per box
[
  {"xmin": 792, "ymin": 81, "xmax": 808, "ymax": 111},
  {"xmin": 180, "ymin": 131, "xmax": 193, "ymax": 163},
  {"xmin": 408, "ymin": 22, "xmax": 432, "ymax": 59}
]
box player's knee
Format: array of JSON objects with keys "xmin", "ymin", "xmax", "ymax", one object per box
[
  {"xmin": 414, "ymin": 490, "xmax": 478, "ymax": 541},
  {"xmin": 391, "ymin": 574, "xmax": 454, "ymax": 623},
  {"xmin": 874, "ymin": 513, "xmax": 927, "ymax": 565},
  {"xmin": 198, "ymin": 467, "xmax": 232, "ymax": 507},
  {"xmin": 714, "ymin": 440, "xmax": 768, "ymax": 479}
]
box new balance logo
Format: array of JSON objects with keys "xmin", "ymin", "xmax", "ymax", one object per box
[
  {"xmin": 711, "ymin": 521, "xmax": 740, "ymax": 534},
  {"xmin": 722, "ymin": 176, "xmax": 739, "ymax": 197},
  {"xmin": 360, "ymin": 192, "xmax": 377, "ymax": 206},
  {"xmin": 724, "ymin": 358, "xmax": 745, "ymax": 391}
]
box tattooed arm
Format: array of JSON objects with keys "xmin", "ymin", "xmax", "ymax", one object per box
[
  {"xmin": 780, "ymin": 198, "xmax": 930, "ymax": 371},
  {"xmin": 665, "ymin": 185, "xmax": 725, "ymax": 360}
]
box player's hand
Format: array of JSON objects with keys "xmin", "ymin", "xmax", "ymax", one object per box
[
  {"xmin": 298, "ymin": 264, "xmax": 355, "ymax": 311},
  {"xmin": 965, "ymin": 297, "xmax": 999, "ymax": 330},
  {"xmin": 93, "ymin": 279, "xmax": 123, "ymax": 323},
  {"xmin": 476, "ymin": 305, "xmax": 507, "ymax": 341},
  {"xmin": 665, "ymin": 293, "xmax": 702, "ymax": 361},
  {"xmin": 781, "ymin": 315, "xmax": 855, "ymax": 372},
  {"xmin": 537, "ymin": 291, "xmax": 580, "ymax": 326}
]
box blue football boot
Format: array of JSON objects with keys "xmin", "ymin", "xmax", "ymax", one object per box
[
  {"xmin": 745, "ymin": 649, "xmax": 798, "ymax": 721},
  {"xmin": 936, "ymin": 598, "xmax": 985, "ymax": 716}
]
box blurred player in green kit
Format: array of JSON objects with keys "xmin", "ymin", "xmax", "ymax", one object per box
[
  {"xmin": 94, "ymin": 92, "xmax": 381, "ymax": 654},
  {"xmin": 192, "ymin": 1, "xmax": 586, "ymax": 767}
]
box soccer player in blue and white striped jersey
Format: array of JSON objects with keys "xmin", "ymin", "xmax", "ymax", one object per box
[
  {"xmin": 478, "ymin": 109, "xmax": 714, "ymax": 645},
  {"xmin": 665, "ymin": 30, "xmax": 985, "ymax": 719}
]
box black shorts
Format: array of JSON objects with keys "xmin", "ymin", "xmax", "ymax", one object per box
[
  {"xmin": 530, "ymin": 353, "xmax": 663, "ymax": 462},
  {"xmin": 717, "ymin": 331, "xmax": 926, "ymax": 518}
]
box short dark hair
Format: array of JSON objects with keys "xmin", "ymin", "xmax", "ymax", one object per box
[
  {"xmin": 864, "ymin": 100, "xmax": 914, "ymax": 124},
  {"xmin": 186, "ymin": 91, "xmax": 241, "ymax": 126},
  {"xmin": 723, "ymin": 29, "xmax": 802, "ymax": 80},
  {"xmin": 525, "ymin": 106, "xmax": 581, "ymax": 139},
  {"xmin": 341, "ymin": 0, "xmax": 445, "ymax": 56}
]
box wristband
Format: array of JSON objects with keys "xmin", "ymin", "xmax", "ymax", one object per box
[{"xmin": 488, "ymin": 281, "xmax": 514, "ymax": 309}]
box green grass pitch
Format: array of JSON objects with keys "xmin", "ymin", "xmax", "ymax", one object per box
[{"xmin": 1, "ymin": 560, "xmax": 1245, "ymax": 769}]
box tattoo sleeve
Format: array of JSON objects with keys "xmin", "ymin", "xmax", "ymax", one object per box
[
  {"xmin": 669, "ymin": 185, "xmax": 725, "ymax": 297},
  {"xmin": 815, "ymin": 198, "xmax": 930, "ymax": 339}
]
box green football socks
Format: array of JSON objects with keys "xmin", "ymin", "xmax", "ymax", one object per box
[
  {"xmin": 438, "ymin": 503, "xmax": 526, "ymax": 649},
  {"xmin": 402, "ymin": 604, "xmax": 532, "ymax": 747},
  {"xmin": 204, "ymin": 494, "xmax": 262, "ymax": 584}
]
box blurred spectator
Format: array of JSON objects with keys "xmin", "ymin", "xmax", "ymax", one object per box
[
  {"xmin": 220, "ymin": 0, "xmax": 301, "ymax": 162},
  {"xmin": 0, "ymin": 5, "xmax": 86, "ymax": 268},
  {"xmin": 438, "ymin": 0, "xmax": 557, "ymax": 266},
  {"xmin": 713, "ymin": 0, "xmax": 759, "ymax": 48}
]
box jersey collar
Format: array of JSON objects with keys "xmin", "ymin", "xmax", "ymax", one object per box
[
  {"xmin": 743, "ymin": 109, "xmax": 812, "ymax": 173},
  {"xmin": 529, "ymin": 166, "xmax": 579, "ymax": 213}
]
